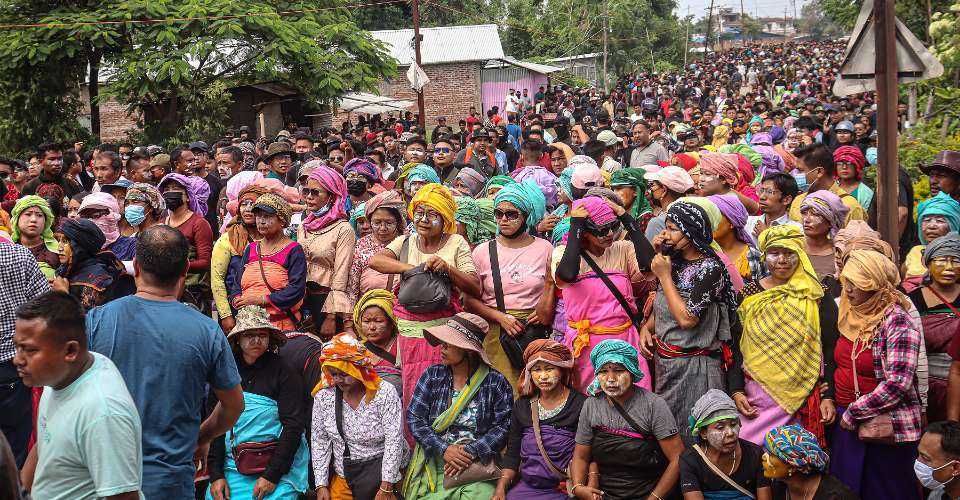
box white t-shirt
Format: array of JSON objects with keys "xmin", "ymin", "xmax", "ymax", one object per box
[
  {"xmin": 505, "ymin": 94, "xmax": 521, "ymax": 113},
  {"xmin": 33, "ymin": 352, "xmax": 144, "ymax": 500}
]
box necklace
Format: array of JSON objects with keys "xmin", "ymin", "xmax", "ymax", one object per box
[
  {"xmin": 538, "ymin": 398, "xmax": 566, "ymax": 420},
  {"xmin": 727, "ymin": 448, "xmax": 738, "ymax": 475}
]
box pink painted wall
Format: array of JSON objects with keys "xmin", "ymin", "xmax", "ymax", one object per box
[{"xmin": 480, "ymin": 67, "xmax": 549, "ymax": 118}]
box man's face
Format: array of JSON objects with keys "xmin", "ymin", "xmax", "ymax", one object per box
[
  {"xmin": 432, "ymin": 142, "xmax": 453, "ymax": 167},
  {"xmin": 191, "ymin": 150, "xmax": 208, "ymax": 168},
  {"xmin": 632, "ymin": 124, "xmax": 650, "ymax": 146},
  {"xmin": 854, "ymin": 123, "xmax": 867, "ymax": 137},
  {"xmin": 836, "ymin": 130, "xmax": 853, "ymax": 144},
  {"xmin": 175, "ymin": 150, "xmax": 197, "ymax": 175},
  {"xmin": 918, "ymin": 433, "xmax": 960, "ymax": 488},
  {"xmin": 404, "ymin": 143, "xmax": 426, "ymax": 163},
  {"xmin": 294, "ymin": 139, "xmax": 313, "ymax": 155},
  {"xmin": 215, "ymin": 153, "xmax": 239, "ymax": 178},
  {"xmin": 383, "ymin": 135, "xmax": 396, "ymax": 152},
  {"xmin": 929, "ymin": 167, "xmax": 960, "ymax": 197},
  {"xmin": 13, "ymin": 318, "xmax": 77, "ymax": 388},
  {"xmin": 0, "ymin": 162, "xmax": 12, "ymax": 184},
  {"xmin": 41, "ymin": 150, "xmax": 63, "ymax": 177},
  {"xmin": 472, "ymin": 137, "xmax": 489, "ymax": 153},
  {"xmin": 128, "ymin": 159, "xmax": 151, "ymax": 183},
  {"xmin": 270, "ymin": 154, "xmax": 292, "ymax": 176},
  {"xmin": 92, "ymin": 157, "xmax": 119, "ymax": 185},
  {"xmin": 758, "ymin": 180, "xmax": 789, "ymax": 216}
]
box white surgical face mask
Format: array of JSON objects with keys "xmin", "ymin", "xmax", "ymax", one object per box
[{"xmin": 915, "ymin": 459, "xmax": 957, "ymax": 491}]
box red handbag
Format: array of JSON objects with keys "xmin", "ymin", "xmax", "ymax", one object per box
[{"xmin": 231, "ymin": 431, "xmax": 278, "ymax": 476}]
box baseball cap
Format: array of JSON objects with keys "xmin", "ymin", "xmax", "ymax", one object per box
[
  {"xmin": 644, "ymin": 166, "xmax": 695, "ymax": 193},
  {"xmin": 188, "ymin": 141, "xmax": 209, "ymax": 153},
  {"xmin": 834, "ymin": 121, "xmax": 855, "ymax": 132},
  {"xmin": 596, "ymin": 130, "xmax": 619, "ymax": 147},
  {"xmin": 149, "ymin": 154, "xmax": 171, "ymax": 169}
]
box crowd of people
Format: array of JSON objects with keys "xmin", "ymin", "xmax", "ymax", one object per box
[{"xmin": 2, "ymin": 39, "xmax": 960, "ymax": 500}]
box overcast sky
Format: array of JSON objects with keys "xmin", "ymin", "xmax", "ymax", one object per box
[{"xmin": 674, "ymin": 0, "xmax": 810, "ymax": 21}]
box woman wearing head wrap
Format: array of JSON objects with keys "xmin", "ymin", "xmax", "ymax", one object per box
[
  {"xmin": 492, "ymin": 340, "xmax": 586, "ymax": 500},
  {"xmin": 698, "ymin": 152, "xmax": 761, "ymax": 214},
  {"xmin": 311, "ymin": 332, "xmax": 405, "ymax": 500},
  {"xmin": 219, "ymin": 170, "xmax": 264, "ymax": 232},
  {"xmin": 343, "ymin": 157, "xmax": 384, "ymax": 213},
  {"xmin": 679, "ymin": 389, "xmax": 772, "ymax": 499},
  {"xmin": 464, "ymin": 181, "xmax": 552, "ymax": 391},
  {"xmin": 298, "ymin": 165, "xmax": 357, "ymax": 338},
  {"xmin": 397, "ymin": 163, "xmax": 441, "ymax": 203},
  {"xmin": 368, "ymin": 183, "xmax": 481, "ymax": 412},
  {"xmin": 708, "ymin": 193, "xmax": 765, "ymax": 282},
  {"xmin": 454, "ymin": 196, "xmax": 497, "ymax": 246},
  {"xmin": 750, "ymin": 133, "xmax": 788, "ymax": 178},
  {"xmin": 774, "ymin": 128, "xmax": 802, "ymax": 171},
  {"xmin": 682, "ymin": 196, "xmax": 746, "ymax": 292},
  {"xmin": 762, "ymin": 425, "xmax": 855, "ymax": 499},
  {"xmin": 905, "ymin": 232, "xmax": 960, "ymax": 422},
  {"xmin": 799, "ymin": 190, "xmax": 850, "ymax": 279},
  {"xmin": 903, "ymin": 191, "xmax": 960, "ymax": 285},
  {"xmin": 53, "ymin": 218, "xmax": 133, "ymax": 310},
  {"xmin": 78, "ymin": 192, "xmax": 137, "ymax": 261},
  {"xmin": 483, "ymin": 175, "xmax": 516, "ymax": 199},
  {"xmin": 206, "ymin": 306, "xmax": 309, "ymax": 500},
  {"xmin": 159, "ymin": 173, "xmax": 214, "ymax": 312},
  {"xmin": 648, "ymin": 201, "xmax": 738, "ymax": 445},
  {"xmin": 348, "ymin": 190, "xmax": 406, "ymax": 300},
  {"xmin": 712, "ymin": 125, "xmax": 731, "ymax": 149},
  {"xmin": 451, "ymin": 167, "xmax": 486, "ymax": 198},
  {"xmin": 402, "ymin": 312, "xmax": 512, "ymax": 499},
  {"xmin": 834, "ymin": 145, "xmax": 873, "ymax": 213},
  {"xmin": 233, "ymin": 193, "xmax": 307, "ymax": 331},
  {"xmin": 212, "ymin": 180, "xmax": 268, "ymax": 332},
  {"xmin": 351, "ymin": 289, "xmax": 401, "ymax": 393},
  {"xmin": 829, "ymin": 250, "xmax": 922, "ymax": 500},
  {"xmin": 552, "ymin": 194, "xmax": 656, "ymax": 392},
  {"xmin": 11, "ymin": 195, "xmax": 60, "ymax": 278},
  {"xmin": 609, "ymin": 167, "xmax": 653, "ymax": 231},
  {"xmin": 124, "ymin": 182, "xmax": 165, "ymax": 235},
  {"xmin": 731, "ymin": 225, "xmax": 840, "ymax": 447},
  {"xmin": 568, "ymin": 339, "xmax": 683, "ymax": 500}
]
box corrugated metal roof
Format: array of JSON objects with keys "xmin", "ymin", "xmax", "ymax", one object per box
[
  {"xmin": 370, "ymin": 24, "xmax": 504, "ymax": 66},
  {"xmin": 484, "ymin": 56, "xmax": 563, "ymax": 74}
]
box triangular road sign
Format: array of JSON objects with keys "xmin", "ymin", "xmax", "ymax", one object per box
[{"xmin": 833, "ymin": 0, "xmax": 944, "ymax": 96}]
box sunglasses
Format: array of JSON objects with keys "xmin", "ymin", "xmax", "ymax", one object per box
[
  {"xmin": 301, "ymin": 187, "xmax": 324, "ymax": 197},
  {"xmin": 494, "ymin": 209, "xmax": 522, "ymax": 221},
  {"xmin": 328, "ymin": 156, "xmax": 344, "ymax": 162},
  {"xmin": 587, "ymin": 220, "xmax": 622, "ymax": 237},
  {"xmin": 433, "ymin": 147, "xmax": 452, "ymax": 154}
]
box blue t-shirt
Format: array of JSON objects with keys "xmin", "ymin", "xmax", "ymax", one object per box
[{"xmin": 87, "ymin": 296, "xmax": 241, "ymax": 500}]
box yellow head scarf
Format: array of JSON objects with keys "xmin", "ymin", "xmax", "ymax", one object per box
[
  {"xmin": 838, "ymin": 249, "xmax": 912, "ymax": 343},
  {"xmin": 316, "ymin": 333, "xmax": 382, "ymax": 401},
  {"xmin": 408, "ymin": 183, "xmax": 457, "ymax": 234},
  {"xmin": 738, "ymin": 225, "xmax": 824, "ymax": 414},
  {"xmin": 352, "ymin": 289, "xmax": 397, "ymax": 338},
  {"xmin": 712, "ymin": 125, "xmax": 731, "ymax": 149}
]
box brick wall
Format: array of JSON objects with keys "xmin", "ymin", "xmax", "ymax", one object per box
[{"xmin": 79, "ymin": 84, "xmax": 141, "ymax": 143}]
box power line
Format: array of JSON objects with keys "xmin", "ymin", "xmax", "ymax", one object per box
[{"xmin": 0, "ymin": 0, "xmax": 407, "ymax": 30}]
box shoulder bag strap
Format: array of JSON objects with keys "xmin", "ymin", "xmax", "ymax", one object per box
[
  {"xmin": 691, "ymin": 444, "xmax": 755, "ymax": 499},
  {"xmin": 364, "ymin": 340, "xmax": 397, "ymax": 365},
  {"xmin": 335, "ymin": 387, "xmax": 351, "ymax": 459},
  {"xmin": 610, "ymin": 398, "xmax": 647, "ymax": 436},
  {"xmin": 388, "ymin": 236, "xmax": 410, "ymax": 291},
  {"xmin": 489, "ymin": 240, "xmax": 506, "ymax": 313},
  {"xmin": 927, "ymin": 286, "xmax": 960, "ymax": 318},
  {"xmin": 581, "ymin": 252, "xmax": 640, "ymax": 328},
  {"xmin": 530, "ymin": 398, "xmax": 568, "ymax": 479},
  {"xmin": 256, "ymin": 242, "xmax": 301, "ymax": 329}
]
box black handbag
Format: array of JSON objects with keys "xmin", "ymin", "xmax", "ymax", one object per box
[
  {"xmin": 489, "ymin": 240, "xmax": 551, "ymax": 369},
  {"xmin": 335, "ymin": 388, "xmax": 385, "ymax": 499},
  {"xmin": 396, "ymin": 236, "xmax": 453, "ymax": 313}
]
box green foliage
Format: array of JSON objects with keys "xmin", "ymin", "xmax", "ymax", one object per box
[
  {"xmin": 809, "ymin": 0, "xmax": 950, "ymax": 42},
  {"xmin": 900, "ymin": 121, "xmax": 960, "ymax": 200}
]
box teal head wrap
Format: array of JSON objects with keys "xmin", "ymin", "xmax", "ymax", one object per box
[
  {"xmin": 454, "ymin": 196, "xmax": 497, "ymax": 245},
  {"xmin": 551, "ymin": 217, "xmax": 571, "ymax": 245},
  {"xmin": 349, "ymin": 202, "xmax": 367, "ymax": 236},
  {"xmin": 406, "ymin": 164, "xmax": 441, "ymax": 186},
  {"xmin": 587, "ymin": 339, "xmax": 644, "ymax": 396},
  {"xmin": 494, "ymin": 180, "xmax": 546, "ymax": 230},
  {"xmin": 483, "ymin": 175, "xmax": 516, "ymax": 198},
  {"xmin": 917, "ymin": 191, "xmax": 960, "ymax": 244},
  {"xmin": 609, "ymin": 167, "xmax": 652, "ymax": 219}
]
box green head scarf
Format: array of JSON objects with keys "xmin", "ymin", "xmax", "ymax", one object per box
[
  {"xmin": 609, "ymin": 167, "xmax": 652, "ymax": 219},
  {"xmin": 454, "ymin": 196, "xmax": 497, "ymax": 245},
  {"xmin": 11, "ymin": 195, "xmax": 58, "ymax": 253}
]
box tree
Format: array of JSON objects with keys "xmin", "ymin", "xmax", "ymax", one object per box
[{"xmin": 0, "ymin": 1, "xmax": 396, "ymax": 147}]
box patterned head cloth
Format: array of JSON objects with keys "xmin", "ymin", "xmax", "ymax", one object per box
[
  {"xmin": 587, "ymin": 339, "xmax": 644, "ymax": 396},
  {"xmin": 917, "ymin": 191, "xmax": 960, "ymax": 244},
  {"xmin": 227, "ymin": 306, "xmax": 284, "ymax": 344},
  {"xmin": 352, "ymin": 289, "xmax": 396, "ymax": 337},
  {"xmin": 699, "ymin": 152, "xmax": 741, "ymax": 187},
  {"xmin": 494, "ymin": 180, "xmax": 547, "ymax": 229},
  {"xmin": 518, "ymin": 339, "xmax": 574, "ymax": 397},
  {"xmin": 800, "ymin": 190, "xmax": 850, "ymax": 238},
  {"xmin": 302, "ymin": 166, "xmax": 348, "ymax": 232},
  {"xmin": 688, "ymin": 389, "xmax": 739, "ymax": 436},
  {"xmin": 11, "ymin": 195, "xmax": 58, "ymax": 253},
  {"xmin": 253, "ymin": 193, "xmax": 293, "ymax": 226},
  {"xmin": 454, "ymin": 167, "xmax": 486, "ymax": 197},
  {"xmin": 666, "ymin": 201, "xmax": 715, "ymax": 254},
  {"xmin": 764, "ymin": 424, "xmax": 829, "ymax": 474},
  {"xmin": 833, "ymin": 145, "xmax": 866, "ymax": 177},
  {"xmin": 159, "ymin": 173, "xmax": 211, "ymax": 216},
  {"xmin": 455, "ymin": 196, "xmax": 497, "ymax": 245},
  {"xmin": 343, "ymin": 157, "xmax": 381, "ymax": 184},
  {"xmin": 409, "ymin": 183, "xmax": 457, "ymax": 234},
  {"xmin": 317, "ymin": 333, "xmax": 382, "ymax": 401},
  {"xmin": 484, "ymin": 175, "xmax": 517, "ymax": 198},
  {"xmin": 125, "ymin": 183, "xmax": 165, "ymax": 212}
]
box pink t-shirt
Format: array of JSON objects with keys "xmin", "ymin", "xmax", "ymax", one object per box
[{"xmin": 472, "ymin": 237, "xmax": 553, "ymax": 311}]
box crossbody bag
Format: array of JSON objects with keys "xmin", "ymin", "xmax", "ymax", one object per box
[
  {"xmin": 490, "ymin": 240, "xmax": 551, "ymax": 369},
  {"xmin": 335, "ymin": 388, "xmax": 384, "ymax": 498}
]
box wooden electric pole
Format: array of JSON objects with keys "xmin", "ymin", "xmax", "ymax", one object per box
[
  {"xmin": 411, "ymin": 0, "xmax": 426, "ymax": 132},
  {"xmin": 602, "ymin": 0, "xmax": 609, "ymax": 93},
  {"xmin": 705, "ymin": 0, "xmax": 715, "ymax": 58},
  {"xmin": 740, "ymin": 0, "xmax": 746, "ymax": 45},
  {"xmin": 874, "ymin": 0, "xmax": 900, "ymax": 258}
]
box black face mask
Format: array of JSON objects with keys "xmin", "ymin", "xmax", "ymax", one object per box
[
  {"xmin": 346, "ymin": 179, "xmax": 368, "ymax": 196},
  {"xmin": 163, "ymin": 191, "xmax": 185, "ymax": 210},
  {"xmin": 500, "ymin": 221, "xmax": 528, "ymax": 239}
]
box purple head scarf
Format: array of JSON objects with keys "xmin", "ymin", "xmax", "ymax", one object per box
[
  {"xmin": 769, "ymin": 126, "xmax": 786, "ymax": 144},
  {"xmin": 343, "ymin": 158, "xmax": 381, "ymax": 183},
  {"xmin": 754, "ymin": 147, "xmax": 787, "ymax": 177},
  {"xmin": 302, "ymin": 165, "xmax": 348, "ymax": 232},
  {"xmin": 159, "ymin": 173, "xmax": 211, "ymax": 217},
  {"xmin": 707, "ymin": 194, "xmax": 752, "ymax": 244},
  {"xmin": 750, "ymin": 133, "xmax": 773, "ymax": 146},
  {"xmin": 800, "ymin": 190, "xmax": 850, "ymax": 238},
  {"xmin": 572, "ymin": 196, "xmax": 616, "ymax": 226}
]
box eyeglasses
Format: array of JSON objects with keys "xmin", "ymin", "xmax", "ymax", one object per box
[
  {"xmin": 587, "ymin": 221, "xmax": 622, "ymax": 237},
  {"xmin": 413, "ymin": 209, "xmax": 442, "ymax": 223},
  {"xmin": 301, "ymin": 187, "xmax": 325, "ymax": 197},
  {"xmin": 371, "ymin": 220, "xmax": 398, "ymax": 230},
  {"xmin": 328, "ymin": 156, "xmax": 344, "ymax": 162},
  {"xmin": 756, "ymin": 187, "xmax": 781, "ymax": 196},
  {"xmin": 344, "ymin": 172, "xmax": 367, "ymax": 181},
  {"xmin": 494, "ymin": 209, "xmax": 522, "ymax": 221},
  {"xmin": 433, "ymin": 147, "xmax": 452, "ymax": 154}
]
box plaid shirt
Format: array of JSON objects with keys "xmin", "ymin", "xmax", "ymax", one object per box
[
  {"xmin": 406, "ymin": 364, "xmax": 512, "ymax": 461},
  {"xmin": 0, "ymin": 243, "xmax": 51, "ymax": 361},
  {"xmin": 840, "ymin": 303, "xmax": 923, "ymax": 442}
]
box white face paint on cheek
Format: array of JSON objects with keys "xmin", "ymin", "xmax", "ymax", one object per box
[
  {"xmin": 600, "ymin": 371, "xmax": 632, "ymax": 396},
  {"xmin": 705, "ymin": 428, "xmax": 727, "ymax": 449},
  {"xmin": 431, "ymin": 218, "xmax": 441, "ymax": 227},
  {"xmin": 535, "ymin": 372, "xmax": 560, "ymax": 389}
]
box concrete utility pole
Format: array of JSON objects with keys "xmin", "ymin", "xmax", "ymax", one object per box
[
  {"xmin": 705, "ymin": 0, "xmax": 715, "ymax": 57},
  {"xmin": 874, "ymin": 0, "xmax": 900, "ymax": 258},
  {"xmin": 684, "ymin": 5, "xmax": 691, "ymax": 67},
  {"xmin": 602, "ymin": 0, "xmax": 609, "ymax": 93},
  {"xmin": 411, "ymin": 0, "xmax": 426, "ymax": 131},
  {"xmin": 740, "ymin": 0, "xmax": 746, "ymax": 46}
]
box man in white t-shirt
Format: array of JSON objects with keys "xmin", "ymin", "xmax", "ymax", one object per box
[
  {"xmin": 505, "ymin": 89, "xmax": 521, "ymax": 119},
  {"xmin": 16, "ymin": 291, "xmax": 142, "ymax": 500}
]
